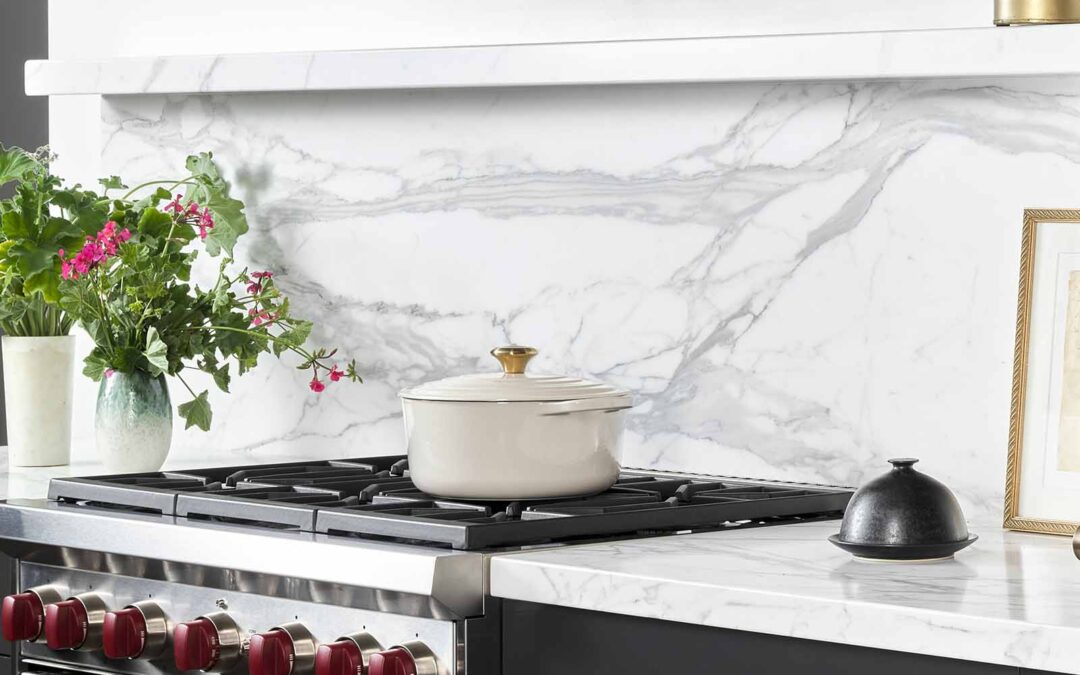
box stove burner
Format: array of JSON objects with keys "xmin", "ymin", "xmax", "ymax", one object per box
[{"xmin": 48, "ymin": 457, "xmax": 852, "ymax": 550}]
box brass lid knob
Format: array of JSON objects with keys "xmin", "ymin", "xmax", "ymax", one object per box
[{"xmin": 490, "ymin": 346, "xmax": 538, "ymax": 375}]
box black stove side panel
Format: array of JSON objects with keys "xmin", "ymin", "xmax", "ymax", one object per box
[{"xmin": 502, "ymin": 601, "xmax": 1025, "ymax": 675}]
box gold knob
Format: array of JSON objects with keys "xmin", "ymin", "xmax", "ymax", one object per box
[{"xmin": 491, "ymin": 346, "xmax": 538, "ymax": 375}]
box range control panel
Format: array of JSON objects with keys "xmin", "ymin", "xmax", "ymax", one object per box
[{"xmin": 6, "ymin": 564, "xmax": 452, "ymax": 675}]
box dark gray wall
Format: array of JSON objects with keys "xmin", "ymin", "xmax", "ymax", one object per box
[{"xmin": 0, "ymin": 0, "xmax": 49, "ymax": 445}]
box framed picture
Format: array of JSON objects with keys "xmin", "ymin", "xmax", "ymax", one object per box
[{"xmin": 1006, "ymin": 209, "xmax": 1080, "ymax": 535}]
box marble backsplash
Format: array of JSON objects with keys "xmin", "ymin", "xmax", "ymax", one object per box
[{"xmin": 81, "ymin": 77, "xmax": 1080, "ymax": 521}]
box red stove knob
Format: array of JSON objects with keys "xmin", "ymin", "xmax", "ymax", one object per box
[
  {"xmin": 103, "ymin": 607, "xmax": 146, "ymax": 659},
  {"xmin": 45, "ymin": 599, "xmax": 89, "ymax": 650},
  {"xmin": 249, "ymin": 630, "xmax": 294, "ymax": 675},
  {"xmin": 367, "ymin": 642, "xmax": 438, "ymax": 675},
  {"xmin": 104, "ymin": 601, "xmax": 168, "ymax": 660},
  {"xmin": 174, "ymin": 618, "xmax": 218, "ymax": 671},
  {"xmin": 249, "ymin": 623, "xmax": 316, "ymax": 675},
  {"xmin": 1, "ymin": 586, "xmax": 63, "ymax": 642},
  {"xmin": 367, "ymin": 648, "xmax": 416, "ymax": 675},
  {"xmin": 315, "ymin": 640, "xmax": 362, "ymax": 675},
  {"xmin": 44, "ymin": 593, "xmax": 108, "ymax": 652},
  {"xmin": 316, "ymin": 634, "xmax": 382, "ymax": 675}
]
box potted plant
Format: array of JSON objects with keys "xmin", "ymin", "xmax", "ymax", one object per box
[
  {"xmin": 58, "ymin": 152, "xmax": 359, "ymax": 472},
  {"xmin": 0, "ymin": 146, "xmax": 95, "ymax": 466}
]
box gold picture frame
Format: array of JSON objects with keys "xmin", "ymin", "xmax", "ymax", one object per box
[{"xmin": 1005, "ymin": 208, "xmax": 1080, "ymax": 535}]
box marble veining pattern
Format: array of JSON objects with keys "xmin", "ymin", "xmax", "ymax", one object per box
[
  {"xmin": 490, "ymin": 521, "xmax": 1080, "ymax": 673},
  {"xmin": 84, "ymin": 76, "xmax": 1080, "ymax": 521}
]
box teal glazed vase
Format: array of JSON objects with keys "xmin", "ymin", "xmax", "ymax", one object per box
[{"xmin": 95, "ymin": 370, "xmax": 173, "ymax": 473}]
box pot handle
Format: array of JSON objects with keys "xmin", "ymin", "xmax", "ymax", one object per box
[
  {"xmin": 491, "ymin": 346, "xmax": 538, "ymax": 375},
  {"xmin": 539, "ymin": 398, "xmax": 634, "ymax": 416}
]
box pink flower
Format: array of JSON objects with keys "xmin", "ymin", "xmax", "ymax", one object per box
[
  {"xmin": 246, "ymin": 271, "xmax": 273, "ymax": 295},
  {"xmin": 118, "ymin": 228, "xmax": 132, "ymax": 242},
  {"xmin": 186, "ymin": 201, "xmax": 200, "ymax": 216},
  {"xmin": 197, "ymin": 207, "xmax": 214, "ymax": 240},
  {"xmin": 309, "ymin": 377, "xmax": 326, "ymax": 393},
  {"xmin": 105, "ymin": 369, "xmax": 115, "ymax": 378},
  {"xmin": 164, "ymin": 194, "xmax": 183, "ymax": 213},
  {"xmin": 328, "ymin": 365, "xmax": 343, "ymax": 382},
  {"xmin": 59, "ymin": 249, "xmax": 73, "ymax": 280}
]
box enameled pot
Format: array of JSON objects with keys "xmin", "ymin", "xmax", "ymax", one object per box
[{"xmin": 400, "ymin": 346, "xmax": 632, "ymax": 500}]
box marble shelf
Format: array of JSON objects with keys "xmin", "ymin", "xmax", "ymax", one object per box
[{"xmin": 25, "ymin": 24, "xmax": 1080, "ymax": 96}]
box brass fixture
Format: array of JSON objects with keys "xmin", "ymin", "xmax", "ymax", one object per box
[
  {"xmin": 995, "ymin": 0, "xmax": 1080, "ymax": 25},
  {"xmin": 491, "ymin": 345, "xmax": 538, "ymax": 374}
]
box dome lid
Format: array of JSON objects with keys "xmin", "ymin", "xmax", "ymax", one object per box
[{"xmin": 399, "ymin": 346, "xmax": 631, "ymax": 403}]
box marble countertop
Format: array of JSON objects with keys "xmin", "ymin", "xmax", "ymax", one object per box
[{"xmin": 491, "ymin": 520, "xmax": 1080, "ymax": 673}]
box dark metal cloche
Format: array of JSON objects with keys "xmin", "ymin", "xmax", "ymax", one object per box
[{"xmin": 829, "ymin": 458, "xmax": 977, "ymax": 561}]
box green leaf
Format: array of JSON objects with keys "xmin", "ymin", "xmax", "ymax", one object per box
[
  {"xmin": 98, "ymin": 176, "xmax": 126, "ymax": 191},
  {"xmin": 144, "ymin": 327, "xmax": 170, "ymax": 376},
  {"xmin": 273, "ymin": 320, "xmax": 312, "ymax": 356},
  {"xmin": 9, "ymin": 244, "xmax": 55, "ymax": 278},
  {"xmin": 40, "ymin": 217, "xmax": 82, "ymax": 247},
  {"xmin": 2, "ymin": 212, "xmax": 28, "ymax": 240},
  {"xmin": 178, "ymin": 390, "xmax": 212, "ymax": 431},
  {"xmin": 213, "ymin": 363, "xmax": 230, "ymax": 393},
  {"xmin": 0, "ymin": 146, "xmax": 42, "ymax": 187},
  {"xmin": 23, "ymin": 262, "xmax": 61, "ymax": 303},
  {"xmin": 184, "ymin": 153, "xmax": 248, "ymax": 257},
  {"xmin": 136, "ymin": 207, "xmax": 173, "ymax": 239},
  {"xmin": 82, "ymin": 354, "xmax": 110, "ymax": 381}
]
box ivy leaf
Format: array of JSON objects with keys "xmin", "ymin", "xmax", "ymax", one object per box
[
  {"xmin": 213, "ymin": 363, "xmax": 230, "ymax": 393},
  {"xmin": 0, "ymin": 146, "xmax": 42, "ymax": 186},
  {"xmin": 98, "ymin": 176, "xmax": 126, "ymax": 191},
  {"xmin": 144, "ymin": 327, "xmax": 170, "ymax": 376},
  {"xmin": 82, "ymin": 354, "xmax": 110, "ymax": 381},
  {"xmin": 178, "ymin": 390, "xmax": 212, "ymax": 431}
]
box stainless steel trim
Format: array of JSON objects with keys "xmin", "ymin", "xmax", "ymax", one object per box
[
  {"xmin": 271, "ymin": 622, "xmax": 316, "ymax": 675},
  {"xmin": 129, "ymin": 601, "xmax": 169, "ymax": 659},
  {"xmin": 18, "ymin": 564, "xmax": 462, "ymax": 675},
  {"xmin": 397, "ymin": 641, "xmax": 442, "ymax": 675},
  {"xmin": 25, "ymin": 585, "xmax": 64, "ymax": 643},
  {"xmin": 0, "ymin": 500, "xmax": 486, "ymax": 618},
  {"xmin": 202, "ymin": 611, "xmax": 243, "ymax": 673},
  {"xmin": 72, "ymin": 592, "xmax": 109, "ymax": 652},
  {"xmin": 338, "ymin": 632, "xmax": 383, "ymax": 669}
]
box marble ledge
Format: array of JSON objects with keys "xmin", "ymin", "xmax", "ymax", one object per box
[
  {"xmin": 490, "ymin": 520, "xmax": 1080, "ymax": 674},
  {"xmin": 25, "ymin": 24, "xmax": 1080, "ymax": 96}
]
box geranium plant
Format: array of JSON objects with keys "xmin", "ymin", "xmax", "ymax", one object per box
[
  {"xmin": 0, "ymin": 145, "xmax": 96, "ymax": 336},
  {"xmin": 58, "ymin": 152, "xmax": 360, "ymax": 431}
]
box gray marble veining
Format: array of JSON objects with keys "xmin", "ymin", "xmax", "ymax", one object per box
[{"xmin": 74, "ymin": 76, "xmax": 1080, "ymax": 521}]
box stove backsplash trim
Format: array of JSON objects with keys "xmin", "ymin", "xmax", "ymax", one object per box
[{"xmin": 83, "ymin": 77, "xmax": 1080, "ymax": 522}]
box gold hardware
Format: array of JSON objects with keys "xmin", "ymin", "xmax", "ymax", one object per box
[
  {"xmin": 491, "ymin": 346, "xmax": 538, "ymax": 375},
  {"xmin": 995, "ymin": 0, "xmax": 1080, "ymax": 25}
]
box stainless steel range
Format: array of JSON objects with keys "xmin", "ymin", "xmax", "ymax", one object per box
[{"xmin": 0, "ymin": 456, "xmax": 852, "ymax": 675}]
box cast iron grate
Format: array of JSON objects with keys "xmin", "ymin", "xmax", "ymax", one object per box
[{"xmin": 48, "ymin": 456, "xmax": 852, "ymax": 549}]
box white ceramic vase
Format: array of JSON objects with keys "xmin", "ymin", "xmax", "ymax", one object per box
[
  {"xmin": 2, "ymin": 335, "xmax": 75, "ymax": 467},
  {"xmin": 95, "ymin": 370, "xmax": 172, "ymax": 473}
]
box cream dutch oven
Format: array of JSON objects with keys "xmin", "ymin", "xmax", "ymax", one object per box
[{"xmin": 400, "ymin": 346, "xmax": 633, "ymax": 500}]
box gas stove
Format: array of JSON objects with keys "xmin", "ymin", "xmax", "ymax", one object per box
[{"xmin": 0, "ymin": 457, "xmax": 852, "ymax": 675}]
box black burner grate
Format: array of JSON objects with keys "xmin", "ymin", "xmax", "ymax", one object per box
[{"xmin": 48, "ymin": 456, "xmax": 853, "ymax": 550}]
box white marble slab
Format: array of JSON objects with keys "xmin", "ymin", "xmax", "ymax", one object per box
[
  {"xmin": 79, "ymin": 74, "xmax": 1080, "ymax": 522},
  {"xmin": 26, "ymin": 25, "xmax": 1080, "ymax": 96},
  {"xmin": 491, "ymin": 521, "xmax": 1080, "ymax": 673}
]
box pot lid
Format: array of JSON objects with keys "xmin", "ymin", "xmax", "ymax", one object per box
[{"xmin": 400, "ymin": 346, "xmax": 632, "ymax": 403}]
